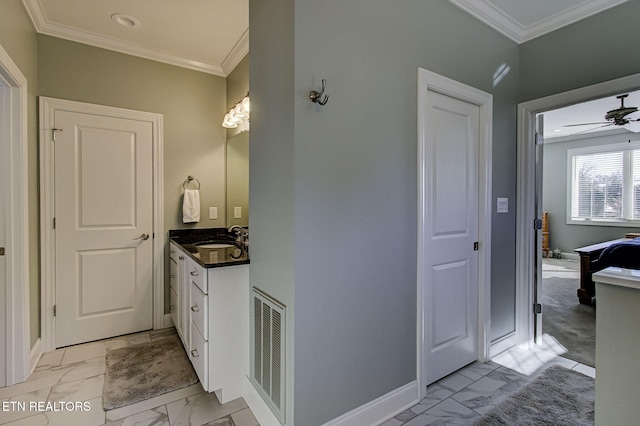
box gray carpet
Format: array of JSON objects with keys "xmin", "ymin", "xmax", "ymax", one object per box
[
  {"xmin": 542, "ymin": 259, "xmax": 595, "ymax": 367},
  {"xmin": 102, "ymin": 334, "xmax": 198, "ymax": 410},
  {"xmin": 473, "ymin": 365, "xmax": 595, "ymax": 425}
]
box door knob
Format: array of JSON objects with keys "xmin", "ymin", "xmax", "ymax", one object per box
[{"xmin": 133, "ymin": 233, "xmax": 150, "ymax": 240}]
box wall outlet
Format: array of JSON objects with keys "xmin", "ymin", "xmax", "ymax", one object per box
[
  {"xmin": 234, "ymin": 207, "xmax": 242, "ymax": 219},
  {"xmin": 209, "ymin": 207, "xmax": 218, "ymax": 220}
]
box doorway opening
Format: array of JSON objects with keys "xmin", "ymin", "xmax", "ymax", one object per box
[
  {"xmin": 516, "ymin": 72, "xmax": 640, "ymax": 354},
  {"xmin": 0, "ymin": 43, "xmax": 30, "ymax": 386}
]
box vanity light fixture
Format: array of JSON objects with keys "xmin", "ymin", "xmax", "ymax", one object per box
[{"xmin": 222, "ymin": 93, "xmax": 250, "ymax": 129}]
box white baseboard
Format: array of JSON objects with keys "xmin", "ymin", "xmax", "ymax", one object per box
[
  {"xmin": 29, "ymin": 338, "xmax": 42, "ymax": 376},
  {"xmin": 243, "ymin": 376, "xmax": 282, "ymax": 426},
  {"xmin": 561, "ymin": 252, "xmax": 579, "ymax": 261},
  {"xmin": 322, "ymin": 381, "xmax": 420, "ymax": 426},
  {"xmin": 490, "ymin": 332, "xmax": 516, "ymax": 358},
  {"xmin": 162, "ymin": 313, "xmax": 174, "ymax": 329}
]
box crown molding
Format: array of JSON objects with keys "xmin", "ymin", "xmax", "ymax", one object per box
[
  {"xmin": 21, "ymin": 0, "xmax": 248, "ymax": 77},
  {"xmin": 222, "ymin": 28, "xmax": 249, "ymax": 76},
  {"xmin": 449, "ymin": 0, "xmax": 628, "ymax": 44}
]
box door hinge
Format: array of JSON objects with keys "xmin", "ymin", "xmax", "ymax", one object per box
[
  {"xmin": 534, "ymin": 218, "xmax": 542, "ymax": 230},
  {"xmin": 0, "ymin": 247, "xmax": 4, "ymax": 256},
  {"xmin": 534, "ymin": 303, "xmax": 542, "ymax": 314},
  {"xmin": 535, "ymin": 132, "xmax": 544, "ymax": 146},
  {"xmin": 473, "ymin": 241, "xmax": 479, "ymax": 251},
  {"xmin": 52, "ymin": 127, "xmax": 63, "ymax": 142},
  {"xmin": 53, "ymin": 218, "xmax": 56, "ymax": 229},
  {"xmin": 53, "ymin": 304, "xmax": 57, "ymax": 317}
]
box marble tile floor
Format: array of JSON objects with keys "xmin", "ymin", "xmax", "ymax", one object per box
[
  {"xmin": 0, "ymin": 328, "xmax": 259, "ymax": 426},
  {"xmin": 381, "ymin": 342, "xmax": 596, "ymax": 426}
]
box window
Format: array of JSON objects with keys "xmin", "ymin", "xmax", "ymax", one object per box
[{"xmin": 568, "ymin": 142, "xmax": 640, "ymax": 225}]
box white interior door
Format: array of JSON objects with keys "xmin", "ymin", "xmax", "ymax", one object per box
[
  {"xmin": 423, "ymin": 90, "xmax": 479, "ymax": 385},
  {"xmin": 54, "ymin": 109, "xmax": 154, "ymax": 348}
]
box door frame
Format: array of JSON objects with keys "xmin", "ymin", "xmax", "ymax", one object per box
[
  {"xmin": 0, "ymin": 44, "xmax": 30, "ymax": 385},
  {"xmin": 39, "ymin": 97, "xmax": 164, "ymax": 352},
  {"xmin": 516, "ymin": 72, "xmax": 640, "ymax": 347},
  {"xmin": 417, "ymin": 68, "xmax": 493, "ymax": 398}
]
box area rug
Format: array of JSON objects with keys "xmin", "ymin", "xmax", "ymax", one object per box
[
  {"xmin": 102, "ymin": 335, "xmax": 198, "ymax": 410},
  {"xmin": 542, "ymin": 259, "xmax": 595, "ymax": 367},
  {"xmin": 473, "ymin": 365, "xmax": 595, "ymax": 425}
]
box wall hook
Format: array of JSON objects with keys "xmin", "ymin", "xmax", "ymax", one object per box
[{"xmin": 309, "ymin": 79, "xmax": 330, "ymax": 105}]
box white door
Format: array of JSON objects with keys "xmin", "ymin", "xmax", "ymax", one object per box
[
  {"xmin": 54, "ymin": 109, "xmax": 154, "ymax": 347},
  {"xmin": 0, "ymin": 84, "xmax": 6, "ymax": 387},
  {"xmin": 424, "ymin": 90, "xmax": 479, "ymax": 384}
]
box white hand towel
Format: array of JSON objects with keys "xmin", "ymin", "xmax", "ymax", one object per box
[{"xmin": 182, "ymin": 189, "xmax": 200, "ymax": 223}]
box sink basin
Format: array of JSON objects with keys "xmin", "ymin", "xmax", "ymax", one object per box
[{"xmin": 195, "ymin": 243, "xmax": 235, "ymax": 249}]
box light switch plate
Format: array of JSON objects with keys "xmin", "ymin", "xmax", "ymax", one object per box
[
  {"xmin": 497, "ymin": 198, "xmax": 508, "ymax": 213},
  {"xmin": 234, "ymin": 207, "xmax": 242, "ymax": 219},
  {"xmin": 209, "ymin": 207, "xmax": 218, "ymax": 220}
]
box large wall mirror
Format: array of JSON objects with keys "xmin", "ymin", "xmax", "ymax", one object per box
[{"xmin": 226, "ymin": 131, "xmax": 249, "ymax": 227}]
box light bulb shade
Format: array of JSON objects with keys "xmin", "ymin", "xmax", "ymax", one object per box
[
  {"xmin": 234, "ymin": 103, "xmax": 247, "ymax": 118},
  {"xmin": 221, "ymin": 95, "xmax": 250, "ymax": 128},
  {"xmin": 228, "ymin": 110, "xmax": 242, "ymax": 123},
  {"xmin": 222, "ymin": 113, "xmax": 238, "ymax": 128},
  {"xmin": 241, "ymin": 96, "xmax": 250, "ymax": 113}
]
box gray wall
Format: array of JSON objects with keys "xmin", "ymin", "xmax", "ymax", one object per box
[
  {"xmin": 520, "ymin": 0, "xmax": 640, "ymax": 103},
  {"xmin": 543, "ymin": 132, "xmax": 640, "ymax": 252},
  {"xmin": 249, "ymin": 0, "xmax": 296, "ymax": 422},
  {"xmin": 251, "ymin": 0, "xmax": 519, "ymax": 424},
  {"xmin": 0, "ymin": 0, "xmax": 40, "ymax": 347}
]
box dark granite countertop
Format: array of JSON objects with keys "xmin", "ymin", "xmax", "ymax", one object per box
[{"xmin": 169, "ymin": 228, "xmax": 249, "ymax": 268}]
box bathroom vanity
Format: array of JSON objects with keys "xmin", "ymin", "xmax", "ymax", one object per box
[
  {"xmin": 593, "ymin": 267, "xmax": 640, "ymax": 425},
  {"xmin": 169, "ymin": 229, "xmax": 249, "ymax": 404}
]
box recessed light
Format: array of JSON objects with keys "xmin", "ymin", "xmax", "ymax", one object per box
[{"xmin": 111, "ymin": 13, "xmax": 141, "ymax": 29}]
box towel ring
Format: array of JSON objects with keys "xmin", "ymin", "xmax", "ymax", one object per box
[{"xmin": 183, "ymin": 175, "xmax": 200, "ymax": 190}]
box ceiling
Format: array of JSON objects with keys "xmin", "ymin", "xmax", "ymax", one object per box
[
  {"xmin": 21, "ymin": 0, "xmax": 249, "ymax": 77},
  {"xmin": 21, "ymin": 0, "xmax": 627, "ymax": 78},
  {"xmin": 543, "ymin": 91, "xmax": 640, "ymax": 140}
]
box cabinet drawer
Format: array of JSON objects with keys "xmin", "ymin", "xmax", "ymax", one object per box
[
  {"xmin": 190, "ymin": 322, "xmax": 208, "ymax": 389},
  {"xmin": 190, "ymin": 282, "xmax": 208, "ymax": 339},
  {"xmin": 188, "ymin": 263, "xmax": 207, "ymax": 293}
]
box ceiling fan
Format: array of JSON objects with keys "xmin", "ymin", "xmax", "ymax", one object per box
[{"xmin": 564, "ymin": 94, "xmax": 640, "ymax": 132}]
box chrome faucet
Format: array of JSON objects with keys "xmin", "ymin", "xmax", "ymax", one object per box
[{"xmin": 228, "ymin": 225, "xmax": 246, "ymax": 246}]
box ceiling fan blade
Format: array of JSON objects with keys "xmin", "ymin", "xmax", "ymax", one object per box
[
  {"xmin": 563, "ymin": 122, "xmax": 610, "ymax": 127},
  {"xmin": 570, "ymin": 123, "xmax": 613, "ymax": 135}
]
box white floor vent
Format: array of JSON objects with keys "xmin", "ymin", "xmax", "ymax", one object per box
[{"xmin": 251, "ymin": 287, "xmax": 286, "ymax": 423}]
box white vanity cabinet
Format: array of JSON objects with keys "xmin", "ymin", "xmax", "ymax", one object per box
[
  {"xmin": 169, "ymin": 242, "xmax": 185, "ymax": 341},
  {"xmin": 171, "ymin": 243, "xmax": 249, "ymax": 405}
]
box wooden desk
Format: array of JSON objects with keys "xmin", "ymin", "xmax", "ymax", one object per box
[{"xmin": 574, "ymin": 238, "xmax": 629, "ymax": 305}]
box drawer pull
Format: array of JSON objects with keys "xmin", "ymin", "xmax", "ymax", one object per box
[
  {"xmin": 170, "ymin": 304, "xmax": 175, "ymax": 311},
  {"xmin": 191, "ymin": 349, "xmax": 199, "ymax": 358},
  {"xmin": 170, "ymin": 274, "xmax": 175, "ymax": 279},
  {"xmin": 190, "ymin": 270, "xmax": 199, "ymax": 276},
  {"xmin": 191, "ymin": 305, "xmax": 199, "ymax": 312},
  {"xmin": 179, "ymin": 256, "xmax": 184, "ymax": 260}
]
